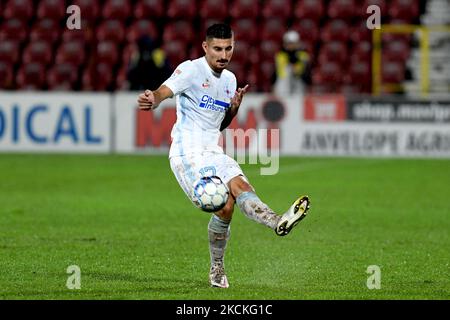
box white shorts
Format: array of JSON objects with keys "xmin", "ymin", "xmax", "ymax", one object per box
[{"xmin": 169, "ymin": 151, "xmax": 246, "ymax": 204}]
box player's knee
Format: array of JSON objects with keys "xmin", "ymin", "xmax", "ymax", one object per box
[
  {"xmin": 229, "ymin": 176, "xmax": 254, "ymax": 199},
  {"xmin": 216, "ymin": 197, "xmax": 235, "ymax": 221}
]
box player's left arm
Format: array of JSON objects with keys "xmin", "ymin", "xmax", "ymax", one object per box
[{"xmin": 220, "ymin": 84, "xmax": 249, "ymax": 131}]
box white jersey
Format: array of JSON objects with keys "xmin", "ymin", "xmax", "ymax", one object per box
[{"xmin": 163, "ymin": 57, "xmax": 237, "ymax": 158}]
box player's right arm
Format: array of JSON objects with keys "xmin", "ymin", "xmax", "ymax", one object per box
[
  {"xmin": 137, "ymin": 85, "xmax": 173, "ymax": 111},
  {"xmin": 138, "ymin": 60, "xmax": 195, "ymax": 111}
]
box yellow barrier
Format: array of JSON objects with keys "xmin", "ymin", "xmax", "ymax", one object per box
[{"xmin": 372, "ymin": 24, "xmax": 450, "ymax": 97}]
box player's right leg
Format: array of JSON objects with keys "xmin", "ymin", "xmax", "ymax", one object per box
[{"xmin": 207, "ymin": 195, "xmax": 234, "ymax": 288}]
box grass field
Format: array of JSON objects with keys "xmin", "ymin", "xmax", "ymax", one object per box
[{"xmin": 0, "ymin": 154, "xmax": 449, "ymax": 300}]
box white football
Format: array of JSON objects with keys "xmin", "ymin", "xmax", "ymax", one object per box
[{"xmin": 192, "ymin": 176, "xmax": 229, "ymax": 212}]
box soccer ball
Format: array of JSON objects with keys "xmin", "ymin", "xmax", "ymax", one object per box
[{"xmin": 192, "ymin": 176, "xmax": 229, "ymax": 212}]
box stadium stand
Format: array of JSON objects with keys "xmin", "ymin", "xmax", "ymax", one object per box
[
  {"xmin": 229, "ymin": 0, "xmax": 260, "ymax": 19},
  {"xmin": 0, "ymin": 0, "xmax": 428, "ymax": 93},
  {"xmin": 36, "ymin": 0, "xmax": 66, "ymax": 21},
  {"xmin": 167, "ymin": 0, "xmax": 197, "ymax": 19},
  {"xmin": 405, "ymin": 0, "xmax": 450, "ymax": 95}
]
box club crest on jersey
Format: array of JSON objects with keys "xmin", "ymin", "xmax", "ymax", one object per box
[
  {"xmin": 202, "ymin": 79, "xmax": 210, "ymax": 88},
  {"xmin": 199, "ymin": 95, "xmax": 230, "ymax": 113}
]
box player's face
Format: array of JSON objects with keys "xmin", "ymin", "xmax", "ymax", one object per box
[{"xmin": 202, "ymin": 37, "xmax": 234, "ymax": 73}]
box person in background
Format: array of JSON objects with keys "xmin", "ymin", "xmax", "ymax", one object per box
[
  {"xmin": 127, "ymin": 35, "xmax": 172, "ymax": 91},
  {"xmin": 273, "ymin": 30, "xmax": 311, "ymax": 96}
]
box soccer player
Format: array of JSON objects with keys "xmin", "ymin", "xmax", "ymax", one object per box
[{"xmin": 137, "ymin": 24, "xmax": 311, "ymax": 288}]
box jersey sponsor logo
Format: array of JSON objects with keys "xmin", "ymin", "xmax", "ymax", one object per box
[{"xmin": 199, "ymin": 95, "xmax": 230, "ymax": 112}]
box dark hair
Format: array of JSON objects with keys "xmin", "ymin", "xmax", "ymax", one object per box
[{"xmin": 206, "ymin": 23, "xmax": 233, "ymax": 40}]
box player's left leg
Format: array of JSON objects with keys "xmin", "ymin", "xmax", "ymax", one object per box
[
  {"xmin": 212, "ymin": 152, "xmax": 311, "ymax": 235},
  {"xmin": 228, "ymin": 176, "xmax": 281, "ymax": 230},
  {"xmin": 229, "ymin": 176, "xmax": 311, "ymax": 236}
]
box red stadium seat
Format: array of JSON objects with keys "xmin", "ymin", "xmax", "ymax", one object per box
[
  {"xmin": 115, "ymin": 65, "xmax": 129, "ymax": 90},
  {"xmin": 382, "ymin": 40, "xmax": 411, "ymax": 62},
  {"xmin": 72, "ymin": 0, "xmax": 100, "ymax": 23},
  {"xmin": 0, "ymin": 40, "xmax": 20, "ymax": 65},
  {"xmin": 2, "ymin": 0, "xmax": 34, "ymax": 22},
  {"xmin": 318, "ymin": 41, "xmax": 348, "ymax": 64},
  {"xmin": 126, "ymin": 20, "xmax": 158, "ymax": 44},
  {"xmin": 350, "ymin": 20, "xmax": 372, "ymax": 43},
  {"xmin": 382, "ymin": 61, "xmax": 405, "ymax": 83},
  {"xmin": 258, "ymin": 40, "xmax": 281, "ymax": 62},
  {"xmin": 122, "ymin": 43, "xmax": 138, "ymax": 65},
  {"xmin": 262, "ymin": 0, "xmax": 292, "ymax": 19},
  {"xmin": 189, "ymin": 45, "xmax": 203, "ymax": 61},
  {"xmin": 0, "ymin": 62, "xmax": 14, "ymax": 89},
  {"xmin": 320, "ymin": 19, "xmax": 350, "ymax": 43},
  {"xmin": 16, "ymin": 63, "xmax": 47, "ymax": 90},
  {"xmin": 339, "ymin": 83, "xmax": 363, "ymax": 94},
  {"xmin": 327, "ymin": 0, "xmax": 356, "ymax": 20},
  {"xmin": 260, "ymin": 18, "xmax": 286, "ymax": 42},
  {"xmin": 229, "ymin": 0, "xmax": 260, "ymax": 19},
  {"xmin": 82, "ymin": 63, "xmax": 114, "ymax": 91},
  {"xmin": 294, "ymin": 0, "xmax": 325, "ymax": 23},
  {"xmin": 350, "ymin": 41, "xmax": 372, "ymax": 63},
  {"xmin": 389, "ymin": 0, "xmax": 419, "ymax": 22},
  {"xmin": 47, "ymin": 63, "xmax": 79, "ymax": 90},
  {"xmin": 227, "ymin": 61, "xmax": 247, "ymax": 88},
  {"xmin": 95, "ymin": 41, "xmax": 119, "ymax": 66},
  {"xmin": 246, "ymin": 65, "xmax": 259, "ymax": 92},
  {"xmin": 231, "ymin": 40, "xmax": 251, "ymax": 65},
  {"xmin": 163, "ymin": 40, "xmax": 188, "ymax": 68},
  {"xmin": 343, "ymin": 61, "xmax": 371, "ymax": 92},
  {"xmin": 22, "ymin": 41, "xmax": 53, "ymax": 66},
  {"xmin": 230, "ymin": 19, "xmax": 259, "ymax": 44},
  {"xmin": 96, "ymin": 20, "xmax": 126, "ymax": 44},
  {"xmin": 102, "ymin": 0, "xmax": 131, "ymax": 20},
  {"xmin": 291, "ymin": 19, "xmax": 320, "ymax": 44},
  {"xmin": 199, "ymin": 0, "xmax": 228, "ymax": 20},
  {"xmin": 0, "ymin": 19, "xmax": 28, "ymax": 43},
  {"xmin": 55, "ymin": 41, "xmax": 86, "ymax": 66},
  {"xmin": 36, "ymin": 0, "xmax": 66, "ymax": 21},
  {"xmin": 134, "ymin": 0, "xmax": 165, "ymax": 19},
  {"xmin": 61, "ymin": 22, "xmax": 94, "ymax": 45},
  {"xmin": 163, "ymin": 20, "xmax": 195, "ymax": 44},
  {"xmin": 30, "ymin": 19, "xmax": 61, "ymax": 44},
  {"xmin": 258, "ymin": 60, "xmax": 275, "ymax": 92},
  {"xmin": 167, "ymin": 0, "xmax": 197, "ymax": 19},
  {"xmin": 312, "ymin": 62, "xmax": 343, "ymax": 87}
]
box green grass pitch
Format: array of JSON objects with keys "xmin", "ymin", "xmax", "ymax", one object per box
[{"xmin": 0, "ymin": 154, "xmax": 449, "ymax": 300}]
